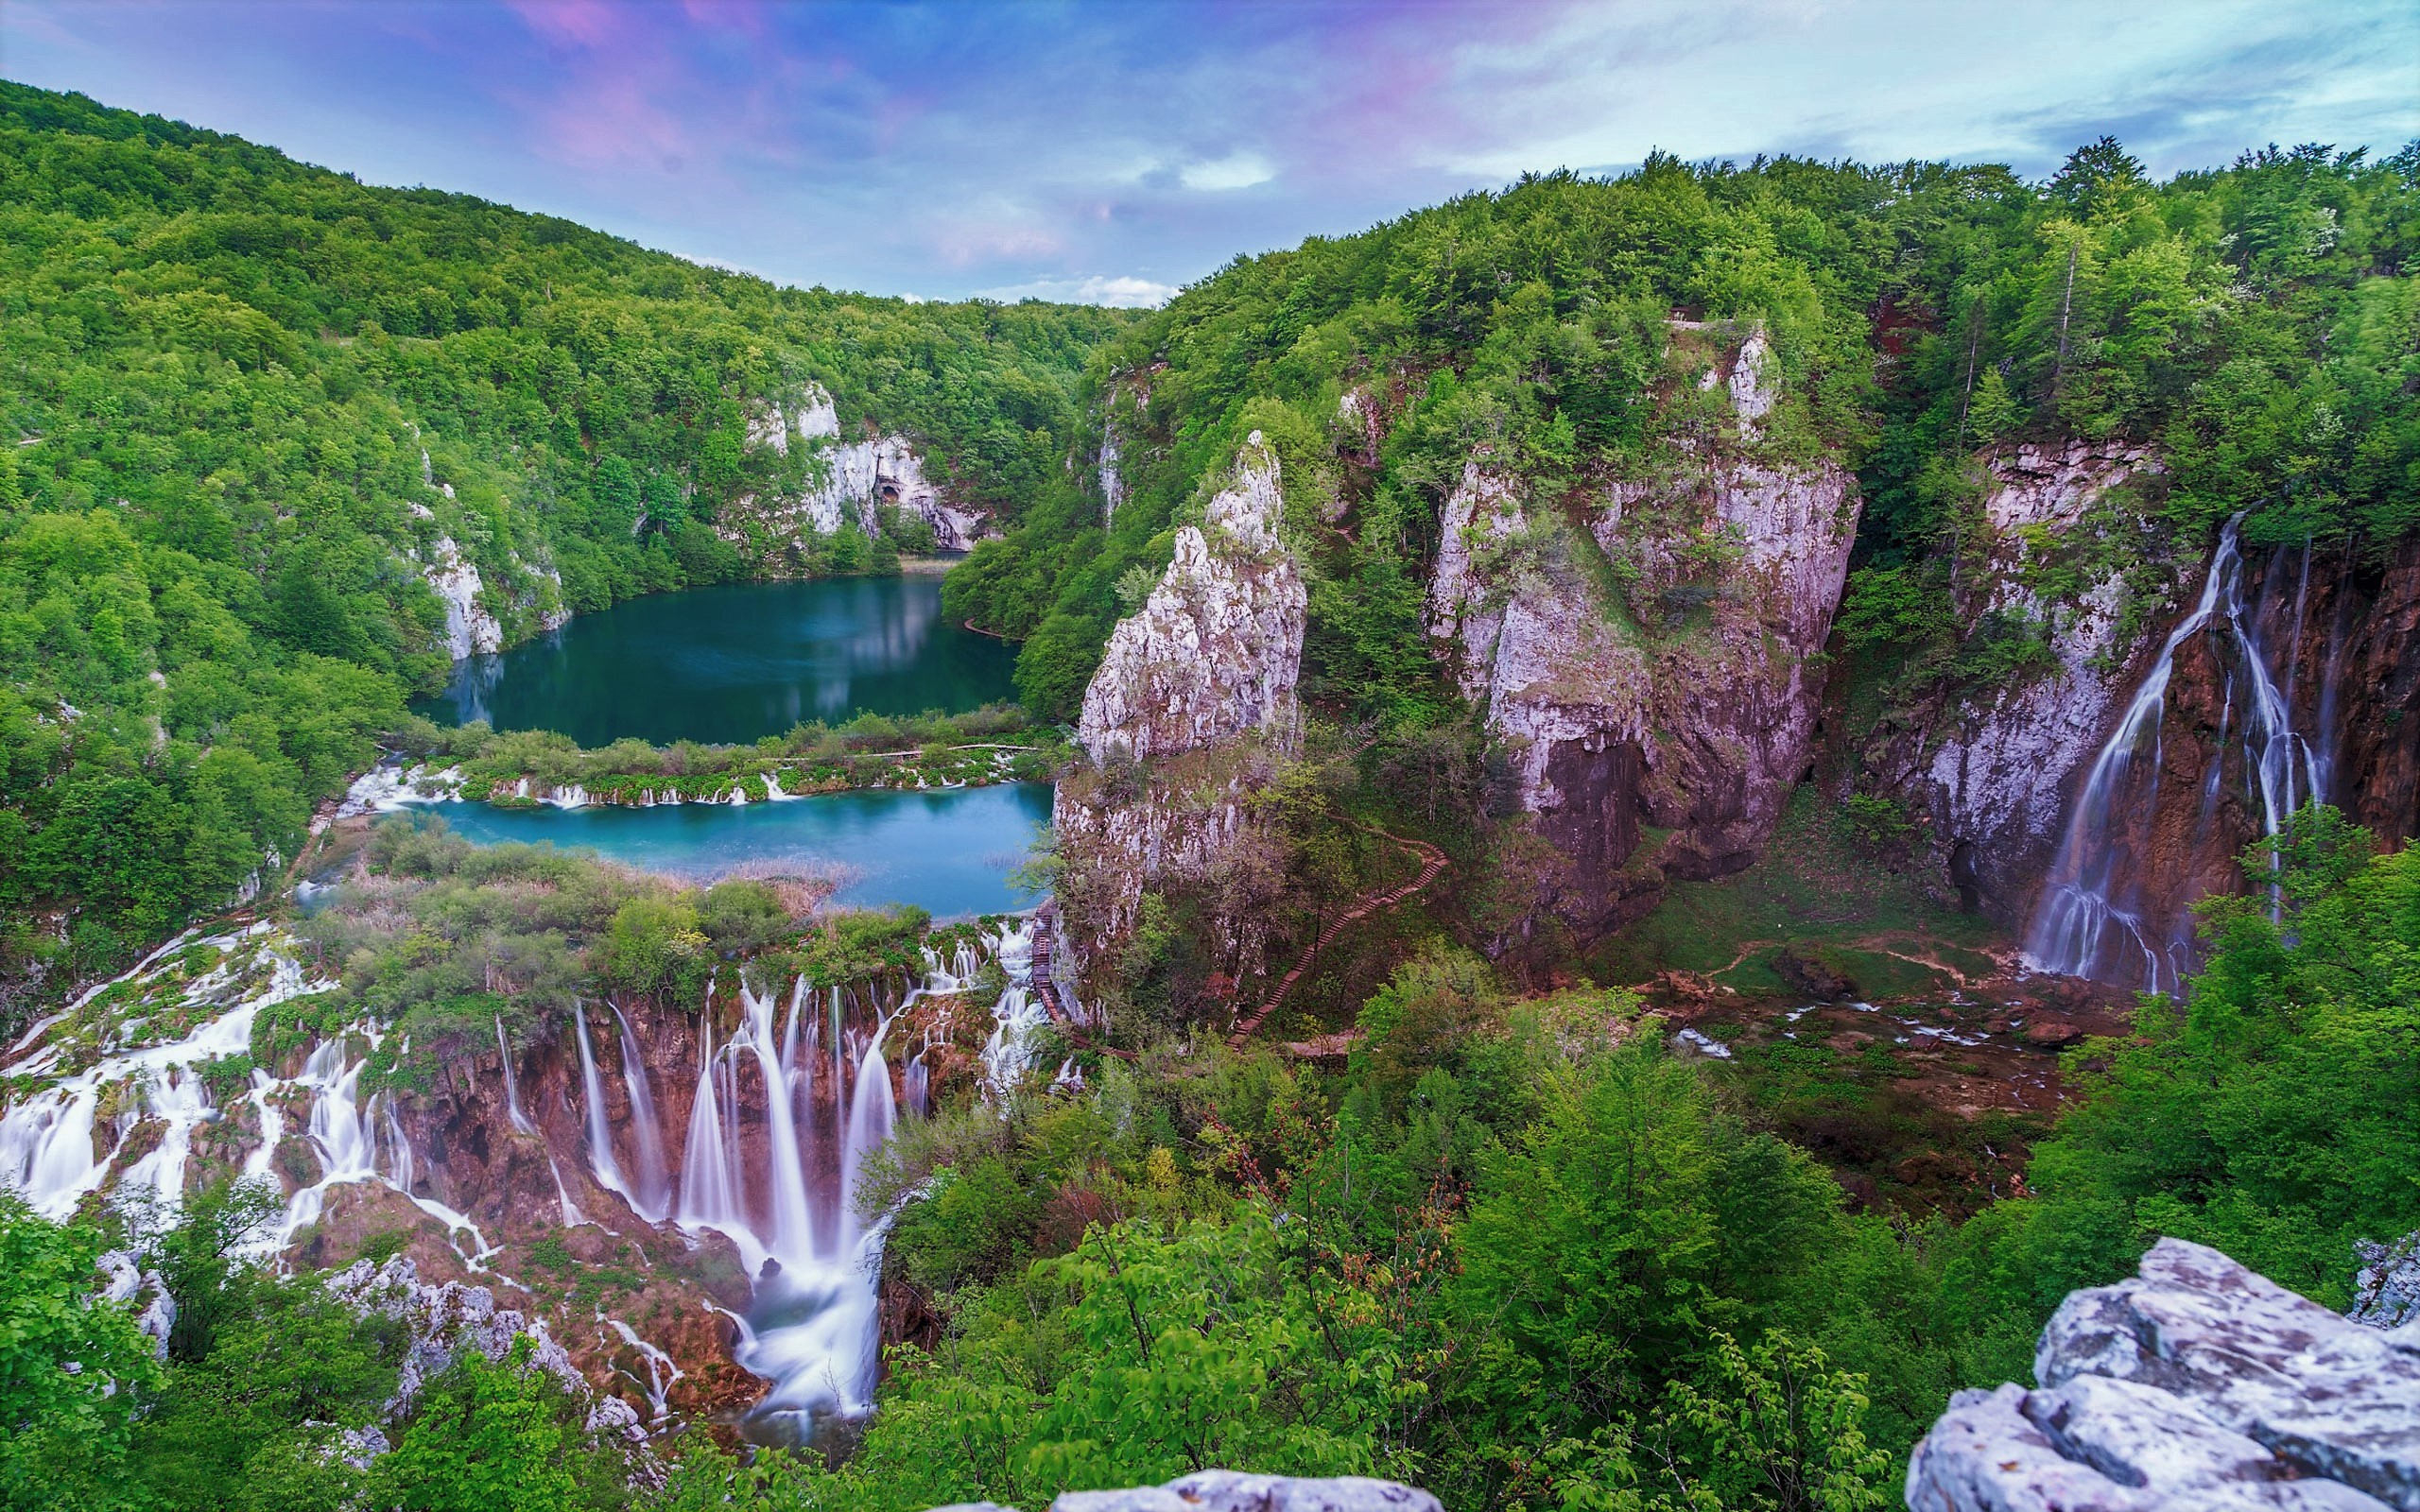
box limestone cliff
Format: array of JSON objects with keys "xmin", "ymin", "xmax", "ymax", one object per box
[
  {"xmin": 409, "ymin": 448, "xmax": 570, "ymax": 661},
  {"xmin": 1428, "ymin": 332, "xmax": 1859, "ymax": 941},
  {"xmin": 1076, "ymin": 432, "xmax": 1304, "ymax": 764},
  {"xmin": 1866, "ymin": 441, "xmax": 2178, "ymax": 919},
  {"xmin": 1057, "ymin": 434, "xmax": 1306, "ymax": 974},
  {"xmin": 726, "ymin": 382, "xmax": 989, "ymax": 558}
]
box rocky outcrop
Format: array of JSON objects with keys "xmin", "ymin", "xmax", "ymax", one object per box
[
  {"xmin": 326, "ymin": 1255, "xmax": 651, "ymax": 1463},
  {"xmin": 1428, "ymin": 331, "xmax": 1858, "ymax": 941},
  {"xmin": 1046, "ymin": 1471, "xmax": 1443, "ymax": 1512},
  {"xmin": 97, "ymin": 1249, "xmax": 176, "ymax": 1359},
  {"xmin": 422, "ymin": 533, "xmax": 506, "ymax": 659},
  {"xmin": 1907, "ymin": 1237, "xmax": 2420, "ymax": 1511},
  {"xmin": 1077, "ymin": 433, "xmax": 1305, "ymax": 764},
  {"xmin": 734, "ymin": 383, "xmax": 988, "ymax": 554},
  {"xmin": 1058, "ymin": 434, "xmax": 1306, "ymax": 974},
  {"xmin": 2353, "ymin": 1233, "xmax": 2420, "ymax": 1332}
]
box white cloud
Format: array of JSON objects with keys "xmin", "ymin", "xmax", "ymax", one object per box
[
  {"xmin": 974, "ymin": 273, "xmax": 1178, "ymax": 307},
  {"xmin": 1178, "ymin": 152, "xmax": 1273, "ymax": 192}
]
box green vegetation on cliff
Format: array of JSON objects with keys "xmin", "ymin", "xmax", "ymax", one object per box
[{"xmin": 955, "ymin": 139, "xmax": 2418, "ymax": 719}]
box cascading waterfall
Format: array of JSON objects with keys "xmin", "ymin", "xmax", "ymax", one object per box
[
  {"xmin": 5, "ymin": 916, "xmax": 1042, "ymax": 1447},
  {"xmin": 980, "ymin": 919, "xmax": 1047, "ymax": 1100},
  {"xmin": 2025, "ymin": 516, "xmax": 2326, "ymax": 990},
  {"xmin": 677, "ymin": 1015, "xmax": 742, "ymax": 1239},
  {"xmin": 612, "ymin": 1005, "xmax": 670, "ymax": 1221},
  {"xmin": 666, "ymin": 949, "xmax": 987, "ymax": 1448},
  {"xmin": 574, "ymin": 1003, "xmax": 643, "ymax": 1216}
]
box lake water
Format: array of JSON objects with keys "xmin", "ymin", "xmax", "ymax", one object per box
[
  {"xmin": 423, "ymin": 782, "xmax": 1052, "ymax": 919},
  {"xmin": 414, "ymin": 575, "xmax": 1018, "ymax": 746}
]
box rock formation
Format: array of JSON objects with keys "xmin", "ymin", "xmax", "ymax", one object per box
[
  {"xmin": 1044, "ymin": 1470, "xmax": 1444, "ymax": 1512},
  {"xmin": 1057, "ymin": 433, "xmax": 1307, "ymax": 975},
  {"xmin": 1907, "ymin": 1237, "xmax": 2420, "ymax": 1511},
  {"xmin": 1077, "ymin": 432, "xmax": 1304, "ymax": 764},
  {"xmin": 1427, "ymin": 330, "xmax": 1859, "ymax": 941},
  {"xmin": 730, "ymin": 383, "xmax": 988, "ymax": 555}
]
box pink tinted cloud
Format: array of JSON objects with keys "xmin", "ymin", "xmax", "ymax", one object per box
[{"xmin": 503, "ymin": 0, "xmax": 625, "ymax": 49}]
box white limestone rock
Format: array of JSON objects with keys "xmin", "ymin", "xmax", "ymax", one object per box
[
  {"xmin": 327, "ymin": 1253, "xmax": 589, "ymax": 1418},
  {"xmin": 1076, "ymin": 434, "xmax": 1305, "ymax": 765},
  {"xmin": 422, "ymin": 534, "xmax": 504, "ymax": 659},
  {"xmin": 788, "ymin": 382, "xmax": 986, "ymax": 550},
  {"xmin": 97, "ymin": 1248, "xmax": 176, "ymax": 1360},
  {"xmin": 1914, "ymin": 439, "xmax": 2168, "ymax": 901},
  {"xmin": 2351, "ymin": 1233, "xmax": 2420, "ymax": 1333},
  {"xmin": 1050, "ymin": 1470, "xmax": 1443, "ymax": 1512},
  {"xmin": 1908, "ymin": 1238, "xmax": 2420, "ymax": 1512}
]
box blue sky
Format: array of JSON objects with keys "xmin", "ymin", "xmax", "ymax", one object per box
[{"xmin": 5, "ymin": 1, "xmax": 2413, "ymax": 305}]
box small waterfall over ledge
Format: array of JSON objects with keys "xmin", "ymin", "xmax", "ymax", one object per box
[{"xmin": 2024, "ymin": 517, "xmax": 2327, "ymax": 991}]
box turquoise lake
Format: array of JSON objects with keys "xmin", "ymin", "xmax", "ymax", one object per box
[
  {"xmin": 414, "ymin": 575, "xmax": 1018, "ymax": 747},
  {"xmin": 406, "ymin": 573, "xmax": 1046, "ymax": 916},
  {"xmin": 421, "ymin": 782, "xmax": 1052, "ymax": 919}
]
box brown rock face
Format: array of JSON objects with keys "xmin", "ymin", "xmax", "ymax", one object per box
[{"xmin": 1426, "ymin": 340, "xmax": 1860, "ymax": 944}]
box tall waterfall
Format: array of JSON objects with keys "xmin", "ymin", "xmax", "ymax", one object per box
[
  {"xmin": 665, "ymin": 945, "xmax": 1005, "ymax": 1447},
  {"xmin": 574, "ymin": 1004, "xmax": 642, "ymax": 1216},
  {"xmin": 612, "ymin": 1005, "xmax": 670, "ymax": 1221},
  {"xmin": 677, "ymin": 1015, "xmax": 741, "ymax": 1235},
  {"xmin": 2025, "ymin": 517, "xmax": 2326, "ymax": 990}
]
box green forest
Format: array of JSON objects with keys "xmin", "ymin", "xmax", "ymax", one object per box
[{"xmin": 3, "ymin": 72, "xmax": 2418, "ymax": 1512}]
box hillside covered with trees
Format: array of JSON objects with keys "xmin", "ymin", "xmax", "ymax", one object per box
[{"xmin": 0, "ymin": 82, "xmax": 1130, "ymax": 986}]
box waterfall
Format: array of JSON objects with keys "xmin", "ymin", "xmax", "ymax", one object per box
[
  {"xmin": 677, "ymin": 1014, "xmax": 743, "ymax": 1240},
  {"xmin": 980, "ymin": 919, "xmax": 1047, "ymax": 1099},
  {"xmin": 2025, "ymin": 516, "xmax": 2326, "ymax": 990},
  {"xmin": 574, "ymin": 1004, "xmax": 641, "ymax": 1214},
  {"xmin": 496, "ymin": 1018, "xmax": 537, "ymax": 1136},
  {"xmin": 839, "ymin": 1018, "xmax": 896, "ymax": 1252},
  {"xmin": 740, "ymin": 981, "xmax": 817, "ymax": 1263},
  {"xmin": 612, "ymin": 1005, "xmax": 670, "ymax": 1222}
]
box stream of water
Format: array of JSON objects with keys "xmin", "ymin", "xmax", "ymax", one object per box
[{"xmin": 2023, "ymin": 518, "xmax": 2327, "ymax": 991}]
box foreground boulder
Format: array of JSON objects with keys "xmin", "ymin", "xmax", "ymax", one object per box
[
  {"xmin": 930, "ymin": 1470, "xmax": 1443, "ymax": 1512},
  {"xmin": 1908, "ymin": 1237, "xmax": 2420, "ymax": 1511}
]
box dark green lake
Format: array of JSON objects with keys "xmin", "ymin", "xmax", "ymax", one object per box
[{"xmin": 414, "ymin": 575, "xmax": 1017, "ymax": 746}]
